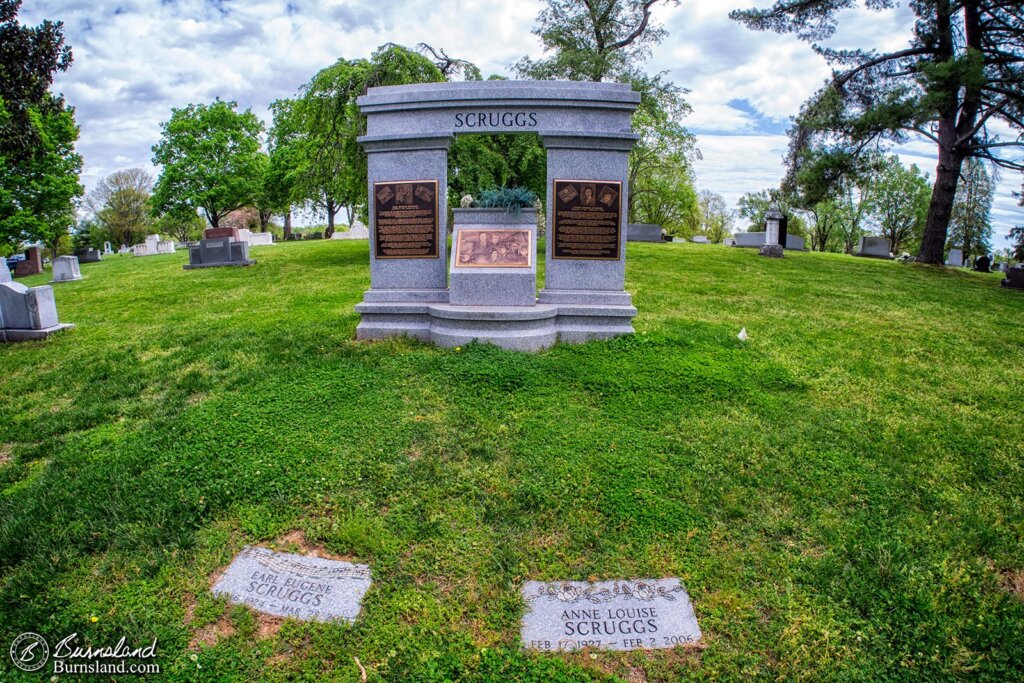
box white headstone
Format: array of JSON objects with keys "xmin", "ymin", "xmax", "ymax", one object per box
[
  {"xmin": 946, "ymin": 248, "xmax": 965, "ymax": 267},
  {"xmin": 51, "ymin": 255, "xmax": 83, "ymax": 282},
  {"xmin": 103, "ymin": 241, "xmax": 113, "ymax": 255},
  {"xmin": 521, "ymin": 579, "xmax": 702, "ymax": 652}
]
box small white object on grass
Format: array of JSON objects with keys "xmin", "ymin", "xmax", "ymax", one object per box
[{"xmin": 737, "ymin": 327, "xmax": 748, "ymax": 341}]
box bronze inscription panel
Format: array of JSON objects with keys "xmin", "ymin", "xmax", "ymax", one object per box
[
  {"xmin": 373, "ymin": 180, "xmax": 439, "ymax": 259},
  {"xmin": 454, "ymin": 229, "xmax": 532, "ymax": 268},
  {"xmin": 551, "ymin": 180, "xmax": 622, "ymax": 260}
]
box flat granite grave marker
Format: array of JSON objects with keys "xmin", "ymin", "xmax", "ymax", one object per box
[
  {"xmin": 521, "ymin": 578, "xmax": 701, "ymax": 652},
  {"xmin": 212, "ymin": 546, "xmax": 371, "ymax": 623}
]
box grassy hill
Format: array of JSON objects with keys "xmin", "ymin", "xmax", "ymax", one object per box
[{"xmin": 1, "ymin": 240, "xmax": 1022, "ymax": 681}]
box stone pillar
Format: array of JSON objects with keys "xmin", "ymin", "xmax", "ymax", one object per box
[
  {"xmin": 537, "ymin": 133, "xmax": 638, "ymax": 343},
  {"xmin": 760, "ymin": 208, "xmax": 785, "ymax": 258},
  {"xmin": 355, "ymin": 134, "xmax": 452, "ymax": 341},
  {"xmin": 538, "ymin": 133, "xmax": 637, "ymax": 306}
]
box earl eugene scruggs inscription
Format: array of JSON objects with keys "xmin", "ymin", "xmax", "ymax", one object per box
[
  {"xmin": 373, "ymin": 180, "xmax": 439, "ymax": 259},
  {"xmin": 212, "ymin": 547, "xmax": 372, "ymax": 623},
  {"xmin": 521, "ymin": 578, "xmax": 702, "ymax": 652},
  {"xmin": 551, "ymin": 180, "xmax": 623, "ymax": 260}
]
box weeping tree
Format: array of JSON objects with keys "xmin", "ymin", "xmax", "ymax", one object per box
[{"xmin": 733, "ymin": 1, "xmax": 1024, "ymax": 264}]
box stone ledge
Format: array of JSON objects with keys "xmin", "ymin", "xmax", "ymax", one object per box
[
  {"xmin": 354, "ymin": 300, "xmax": 637, "ymax": 351},
  {"xmin": 1, "ymin": 323, "xmax": 74, "ymax": 342}
]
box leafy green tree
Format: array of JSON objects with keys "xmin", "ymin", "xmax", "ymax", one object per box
[
  {"xmin": 151, "ymin": 99, "xmax": 265, "ymax": 229},
  {"xmin": 0, "ymin": 1, "xmax": 81, "ymax": 254},
  {"xmin": 0, "ymin": 95, "xmax": 82, "ymax": 256},
  {"xmin": 805, "ymin": 200, "xmax": 847, "ymax": 252},
  {"xmin": 631, "ymin": 158, "xmax": 698, "ymax": 237},
  {"xmin": 732, "ymin": 1, "xmax": 1024, "ymax": 264},
  {"xmin": 448, "ymin": 133, "xmax": 547, "ymax": 205},
  {"xmin": 84, "ymin": 168, "xmax": 153, "ymax": 247},
  {"xmin": 0, "ymin": 0, "xmax": 72, "ymax": 160},
  {"xmin": 516, "ymin": 0, "xmax": 680, "ymax": 81},
  {"xmin": 1009, "ymin": 226, "xmax": 1024, "ymax": 262},
  {"xmin": 695, "ymin": 191, "xmax": 735, "ymax": 242},
  {"xmin": 155, "ymin": 211, "xmax": 204, "ymax": 244},
  {"xmin": 267, "ymin": 98, "xmax": 306, "ymax": 240},
  {"xmin": 628, "ymin": 74, "xmax": 699, "ymax": 220},
  {"xmin": 948, "ymin": 157, "xmax": 995, "ymax": 258},
  {"xmin": 870, "ymin": 156, "xmax": 931, "ymax": 254}
]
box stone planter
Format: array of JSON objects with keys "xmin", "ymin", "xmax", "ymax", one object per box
[{"xmin": 449, "ymin": 207, "xmax": 538, "ymax": 307}]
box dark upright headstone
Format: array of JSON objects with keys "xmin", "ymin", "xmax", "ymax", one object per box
[
  {"xmin": 13, "ymin": 247, "xmax": 42, "ymax": 277},
  {"xmin": 778, "ymin": 215, "xmax": 788, "ymax": 252},
  {"xmin": 974, "ymin": 255, "xmax": 992, "ymax": 273}
]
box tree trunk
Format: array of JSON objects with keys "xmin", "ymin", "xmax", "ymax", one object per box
[
  {"xmin": 325, "ymin": 198, "xmax": 336, "ymax": 238},
  {"xmin": 283, "ymin": 209, "xmax": 292, "ymax": 240},
  {"xmin": 918, "ymin": 118, "xmax": 963, "ymax": 264},
  {"xmin": 208, "ymin": 210, "xmax": 219, "ymax": 229}
]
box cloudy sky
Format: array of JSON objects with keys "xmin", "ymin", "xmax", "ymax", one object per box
[{"xmin": 23, "ymin": 0, "xmax": 1023, "ymax": 248}]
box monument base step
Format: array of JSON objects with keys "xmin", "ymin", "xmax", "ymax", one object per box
[
  {"xmin": 183, "ymin": 260, "xmax": 256, "ymax": 270},
  {"xmin": 354, "ymin": 300, "xmax": 636, "ymax": 351},
  {"xmin": 1, "ymin": 323, "xmax": 75, "ymax": 342}
]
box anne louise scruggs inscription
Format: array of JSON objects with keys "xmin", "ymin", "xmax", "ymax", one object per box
[
  {"xmin": 373, "ymin": 180, "xmax": 439, "ymax": 259},
  {"xmin": 212, "ymin": 547, "xmax": 372, "ymax": 623},
  {"xmin": 551, "ymin": 180, "xmax": 623, "ymax": 260},
  {"xmin": 521, "ymin": 579, "xmax": 701, "ymax": 652}
]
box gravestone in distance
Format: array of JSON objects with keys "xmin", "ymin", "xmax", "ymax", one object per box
[
  {"xmin": 722, "ymin": 237, "xmax": 736, "ymax": 246},
  {"xmin": 51, "ymin": 255, "xmax": 82, "ymax": 282},
  {"xmin": 973, "ymin": 254, "xmax": 992, "ymax": 273},
  {"xmin": 212, "ymin": 546, "xmax": 372, "ymax": 623},
  {"xmin": 857, "ymin": 236, "xmax": 892, "ymax": 259},
  {"xmin": 13, "ymin": 247, "xmax": 43, "ymax": 277},
  {"xmin": 331, "ymin": 221, "xmax": 370, "ymax": 240},
  {"xmin": 946, "ymin": 248, "xmax": 966, "ymax": 267},
  {"xmin": 103, "ymin": 241, "xmax": 113, "ymax": 255},
  {"xmin": 626, "ymin": 223, "xmax": 663, "ymax": 242},
  {"xmin": 1002, "ymin": 266, "xmax": 1024, "ymax": 290},
  {"xmin": 184, "ymin": 228, "xmax": 256, "ymax": 270},
  {"xmin": 521, "ymin": 579, "xmax": 702, "ymax": 652},
  {"xmin": 354, "ymin": 80, "xmax": 640, "ymax": 351},
  {"xmin": 0, "ymin": 259, "xmax": 10, "ymax": 283},
  {"xmin": 75, "ymin": 248, "xmax": 102, "ymax": 263},
  {"xmin": 0, "ymin": 281, "xmax": 74, "ymax": 341},
  {"xmin": 691, "ymin": 235, "xmax": 710, "ymax": 244}
]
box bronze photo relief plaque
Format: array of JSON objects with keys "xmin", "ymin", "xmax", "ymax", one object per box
[
  {"xmin": 551, "ymin": 179, "xmax": 622, "ymax": 260},
  {"xmin": 373, "ymin": 180, "xmax": 439, "ymax": 259},
  {"xmin": 454, "ymin": 229, "xmax": 532, "ymax": 268}
]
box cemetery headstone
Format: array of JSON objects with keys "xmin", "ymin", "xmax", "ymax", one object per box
[
  {"xmin": 103, "ymin": 241, "xmax": 113, "ymax": 255},
  {"xmin": 946, "ymin": 248, "xmax": 965, "ymax": 267},
  {"xmin": 691, "ymin": 235, "xmax": 710, "ymax": 244},
  {"xmin": 184, "ymin": 228, "xmax": 255, "ymax": 269},
  {"xmin": 759, "ymin": 208, "xmax": 784, "ymax": 258},
  {"xmin": 449, "ymin": 207, "xmax": 538, "ymax": 308},
  {"xmin": 354, "ymin": 80, "xmax": 640, "ymax": 351},
  {"xmin": 974, "ymin": 254, "xmax": 992, "ymax": 273},
  {"xmin": 331, "ymin": 222, "xmax": 370, "ymax": 240},
  {"xmin": 75, "ymin": 248, "xmax": 102, "ymax": 263},
  {"xmin": 13, "ymin": 247, "xmax": 43, "ymax": 277},
  {"xmin": 723, "ymin": 237, "xmax": 736, "ymax": 246},
  {"xmin": 248, "ymin": 232, "xmax": 274, "ymax": 246},
  {"xmin": 857, "ymin": 236, "xmax": 892, "ymax": 259},
  {"xmin": 1002, "ymin": 265, "xmax": 1024, "ymax": 290},
  {"xmin": 0, "ymin": 259, "xmax": 11, "ymax": 283},
  {"xmin": 211, "ymin": 546, "xmax": 372, "ymax": 623},
  {"xmin": 0, "ymin": 281, "xmax": 74, "ymax": 341},
  {"xmin": 51, "ymin": 255, "xmax": 82, "ymax": 282},
  {"xmin": 626, "ymin": 223, "xmax": 664, "ymax": 242},
  {"xmin": 521, "ymin": 578, "xmax": 702, "ymax": 652}
]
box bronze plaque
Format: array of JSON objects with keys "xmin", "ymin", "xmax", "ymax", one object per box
[
  {"xmin": 551, "ymin": 179, "xmax": 622, "ymax": 260},
  {"xmin": 373, "ymin": 179, "xmax": 439, "ymax": 259},
  {"xmin": 454, "ymin": 229, "xmax": 532, "ymax": 268}
]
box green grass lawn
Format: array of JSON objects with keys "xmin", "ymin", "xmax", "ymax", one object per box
[{"xmin": 1, "ymin": 240, "xmax": 1022, "ymax": 681}]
